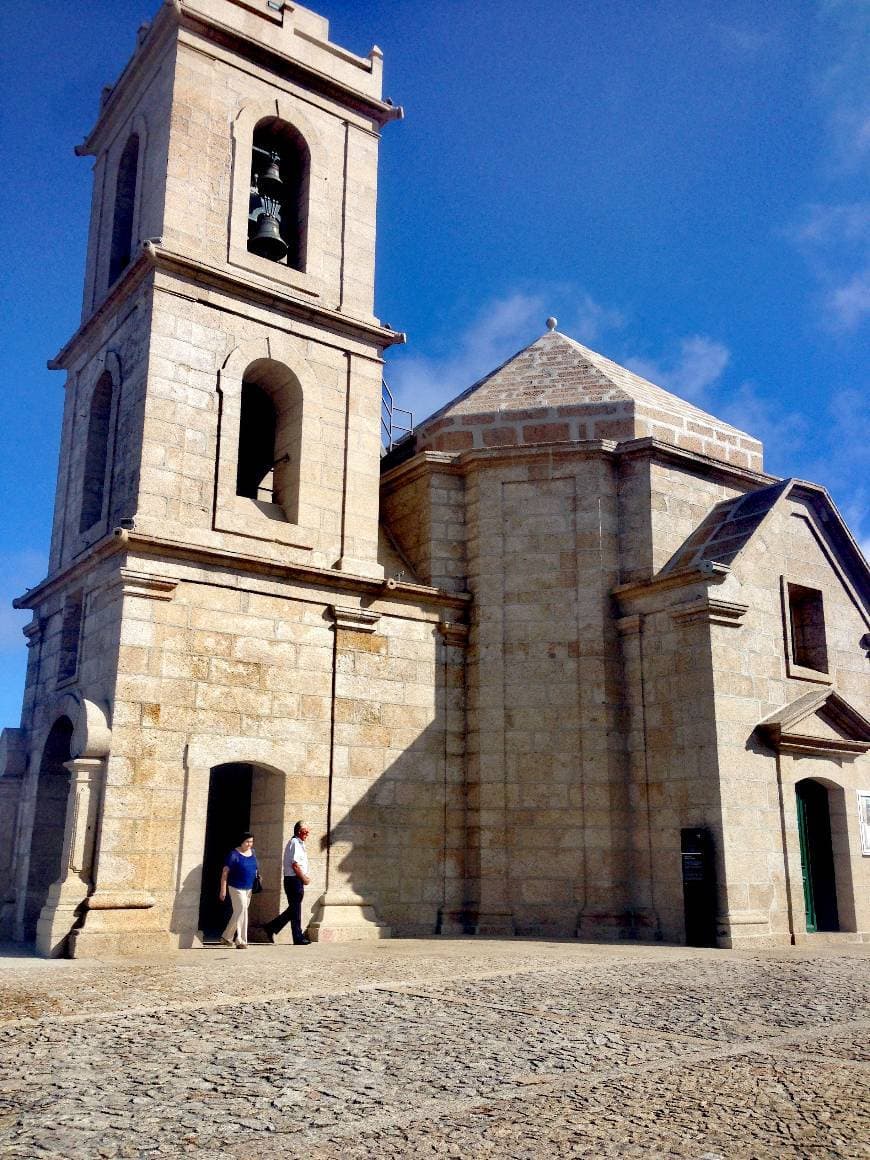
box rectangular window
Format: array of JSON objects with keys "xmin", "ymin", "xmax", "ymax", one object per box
[
  {"xmin": 787, "ymin": 583, "xmax": 828, "ymax": 673},
  {"xmin": 858, "ymin": 791, "xmax": 870, "ymax": 857},
  {"xmin": 56, "ymin": 592, "xmax": 83, "ymax": 686}
]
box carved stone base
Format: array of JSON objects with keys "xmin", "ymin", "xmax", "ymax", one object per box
[
  {"xmin": 68, "ymin": 901, "xmax": 173, "ymax": 958},
  {"xmin": 466, "ymin": 908, "xmax": 515, "ymax": 936},
  {"xmin": 35, "ymin": 901, "xmax": 84, "ymax": 957},
  {"xmin": 307, "ymin": 890, "xmax": 390, "ymax": 943},
  {"xmin": 436, "ymin": 907, "xmax": 469, "ymax": 935}
]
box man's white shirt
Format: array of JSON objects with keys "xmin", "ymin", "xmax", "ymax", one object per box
[{"xmin": 283, "ymin": 835, "xmax": 308, "ymax": 877}]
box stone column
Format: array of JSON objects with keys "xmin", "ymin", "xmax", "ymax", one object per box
[{"xmin": 35, "ymin": 756, "xmax": 105, "ymax": 957}]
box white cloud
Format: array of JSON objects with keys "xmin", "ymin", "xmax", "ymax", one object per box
[
  {"xmin": 787, "ymin": 203, "xmax": 870, "ymax": 332},
  {"xmin": 827, "ymin": 270, "xmax": 870, "ymax": 330},
  {"xmin": 625, "ymin": 335, "xmax": 730, "ymax": 402},
  {"xmin": 388, "ymin": 289, "xmax": 625, "ymax": 423},
  {"xmin": 815, "ymin": 2, "xmax": 870, "ymax": 173},
  {"xmin": 790, "ymin": 203, "xmax": 870, "ymax": 248},
  {"xmin": 0, "ymin": 548, "xmax": 47, "ymax": 652},
  {"xmin": 712, "ymin": 20, "xmax": 779, "ymax": 60},
  {"xmin": 571, "ymin": 294, "xmax": 626, "ymax": 345},
  {"xmin": 720, "ymin": 382, "xmax": 809, "ymax": 460}
]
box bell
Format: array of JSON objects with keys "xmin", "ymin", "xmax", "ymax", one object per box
[
  {"xmin": 257, "ymin": 152, "xmax": 283, "ymax": 198},
  {"xmin": 249, "ymin": 211, "xmax": 287, "ymax": 261}
]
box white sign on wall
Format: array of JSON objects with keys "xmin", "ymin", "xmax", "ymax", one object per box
[{"xmin": 858, "ymin": 791, "xmax": 870, "ymax": 857}]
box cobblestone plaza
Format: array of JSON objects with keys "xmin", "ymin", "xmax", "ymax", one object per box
[{"xmin": 1, "ymin": 938, "xmax": 868, "ymax": 1158}]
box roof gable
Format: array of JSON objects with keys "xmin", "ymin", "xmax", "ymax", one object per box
[
  {"xmin": 757, "ymin": 688, "xmax": 870, "ymax": 757},
  {"xmin": 660, "ymin": 479, "xmax": 870, "ymax": 608}
]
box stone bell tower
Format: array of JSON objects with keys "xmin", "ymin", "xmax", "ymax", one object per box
[{"xmin": 0, "ymin": 0, "xmax": 415, "ymax": 956}]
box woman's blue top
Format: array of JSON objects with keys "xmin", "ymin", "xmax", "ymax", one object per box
[{"xmin": 224, "ymin": 849, "xmax": 258, "ymax": 890}]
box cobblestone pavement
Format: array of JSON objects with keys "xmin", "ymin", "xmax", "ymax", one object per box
[{"xmin": 0, "ymin": 938, "xmax": 868, "ymax": 1158}]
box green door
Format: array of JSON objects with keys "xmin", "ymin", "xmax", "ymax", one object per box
[
  {"xmin": 796, "ymin": 786, "xmax": 817, "ymax": 932},
  {"xmin": 795, "ymin": 779, "xmax": 839, "ymax": 933}
]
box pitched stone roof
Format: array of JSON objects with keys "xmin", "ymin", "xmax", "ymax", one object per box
[{"xmin": 412, "ymin": 329, "xmax": 764, "ymax": 471}]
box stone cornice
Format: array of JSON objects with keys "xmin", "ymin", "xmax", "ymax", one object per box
[
  {"xmin": 757, "ymin": 728, "xmax": 869, "ymax": 758},
  {"xmin": 77, "ymin": 0, "xmax": 401, "ymax": 159},
  {"xmin": 438, "ymin": 620, "xmax": 470, "ymax": 647},
  {"xmin": 671, "ymin": 597, "xmax": 749, "ymax": 627},
  {"xmin": 380, "ymin": 442, "xmax": 617, "ymax": 493},
  {"xmin": 330, "ymin": 605, "xmax": 381, "ymax": 633},
  {"xmin": 380, "ymin": 436, "xmax": 777, "ymax": 495},
  {"xmin": 75, "ymin": 7, "xmax": 178, "ymax": 157},
  {"xmin": 49, "ymin": 244, "xmax": 405, "ymax": 373},
  {"xmin": 14, "ymin": 530, "xmax": 470, "ymax": 615},
  {"xmin": 175, "ymin": 3, "xmax": 401, "ymax": 126},
  {"xmin": 615, "ymin": 437, "xmax": 776, "ymax": 489},
  {"xmin": 612, "ymin": 562, "xmax": 731, "ymax": 603},
  {"xmin": 110, "ymin": 569, "xmax": 179, "ymax": 602}
]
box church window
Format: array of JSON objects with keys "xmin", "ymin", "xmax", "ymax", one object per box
[
  {"xmin": 56, "ymin": 592, "xmax": 83, "ymax": 686},
  {"xmin": 235, "ymin": 360, "xmax": 302, "ymax": 522},
  {"xmin": 108, "ymin": 133, "xmax": 139, "ymax": 286},
  {"xmin": 79, "ymin": 371, "xmax": 113, "ymax": 533},
  {"xmin": 247, "ymin": 120, "xmax": 309, "ymax": 271},
  {"xmin": 787, "ymin": 584, "xmax": 828, "ymax": 674}
]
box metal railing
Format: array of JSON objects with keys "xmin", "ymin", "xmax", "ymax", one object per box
[{"xmin": 381, "ymin": 379, "xmax": 413, "ymax": 452}]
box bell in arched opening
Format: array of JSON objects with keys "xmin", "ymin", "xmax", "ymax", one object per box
[
  {"xmin": 249, "ymin": 196, "xmax": 288, "ymax": 261},
  {"xmin": 257, "ymin": 151, "xmax": 283, "ymax": 198}
]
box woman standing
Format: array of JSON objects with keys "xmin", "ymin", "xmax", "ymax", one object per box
[{"xmin": 219, "ymin": 831, "xmax": 258, "ymax": 948}]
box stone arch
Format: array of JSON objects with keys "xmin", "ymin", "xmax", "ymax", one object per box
[
  {"xmin": 794, "ymin": 776, "xmax": 854, "ymax": 933},
  {"xmin": 53, "ymin": 691, "xmax": 112, "ymax": 759},
  {"xmin": 249, "ymin": 116, "xmax": 311, "ymax": 271},
  {"xmin": 172, "ymin": 738, "xmax": 328, "ymax": 947},
  {"xmin": 213, "ymin": 336, "xmax": 319, "ymax": 547},
  {"xmin": 23, "ymin": 716, "xmax": 74, "ymax": 940},
  {"xmin": 78, "ymin": 351, "xmax": 122, "ymax": 546},
  {"xmin": 228, "ymin": 96, "xmax": 326, "ymax": 289},
  {"xmin": 108, "ymin": 132, "xmax": 140, "ymax": 285}
]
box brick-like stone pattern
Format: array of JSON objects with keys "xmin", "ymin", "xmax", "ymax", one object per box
[{"xmin": 413, "ymin": 331, "xmax": 764, "ymax": 472}]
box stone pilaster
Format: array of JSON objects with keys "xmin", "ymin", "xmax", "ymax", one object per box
[{"xmin": 35, "ymin": 756, "xmax": 104, "ymax": 956}]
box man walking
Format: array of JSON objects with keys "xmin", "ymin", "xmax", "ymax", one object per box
[{"xmin": 263, "ymin": 821, "xmax": 311, "ymax": 945}]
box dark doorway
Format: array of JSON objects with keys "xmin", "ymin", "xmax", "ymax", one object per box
[
  {"xmin": 681, "ymin": 827, "xmax": 717, "ymax": 947},
  {"xmin": 25, "ymin": 717, "xmax": 73, "ymax": 940},
  {"xmin": 198, "ymin": 763, "xmax": 253, "ymax": 940},
  {"xmin": 796, "ymin": 779, "xmax": 839, "ymax": 933}
]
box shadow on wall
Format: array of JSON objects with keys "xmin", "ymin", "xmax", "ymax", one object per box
[{"xmin": 321, "ymin": 715, "xmax": 465, "ymax": 936}]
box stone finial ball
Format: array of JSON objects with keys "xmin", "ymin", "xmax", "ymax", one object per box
[{"xmin": 546, "ymin": 317, "xmax": 558, "ymax": 331}]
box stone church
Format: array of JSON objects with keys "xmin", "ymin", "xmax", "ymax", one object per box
[{"xmin": 1, "ymin": 0, "xmax": 868, "ymax": 957}]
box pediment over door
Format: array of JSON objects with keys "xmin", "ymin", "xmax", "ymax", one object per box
[{"xmin": 757, "ymin": 688, "xmax": 870, "ymax": 757}]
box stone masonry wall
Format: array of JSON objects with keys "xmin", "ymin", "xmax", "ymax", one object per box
[
  {"xmin": 66, "ymin": 552, "xmax": 461, "ymax": 948},
  {"xmin": 462, "ymin": 451, "xmax": 625, "ymax": 937},
  {"xmin": 707, "ymin": 498, "xmax": 870, "ymax": 945}
]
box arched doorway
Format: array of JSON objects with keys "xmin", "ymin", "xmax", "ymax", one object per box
[
  {"xmin": 24, "ymin": 717, "xmax": 73, "ymax": 940},
  {"xmin": 197, "ymin": 762, "xmax": 284, "ymax": 941},
  {"xmin": 796, "ymin": 779, "xmax": 839, "ymax": 933}
]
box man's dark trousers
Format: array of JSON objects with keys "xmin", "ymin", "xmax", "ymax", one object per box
[{"xmin": 267, "ymin": 875, "xmax": 305, "ymax": 943}]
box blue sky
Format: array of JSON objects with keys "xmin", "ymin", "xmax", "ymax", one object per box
[{"xmin": 0, "ymin": 0, "xmax": 867, "ymax": 726}]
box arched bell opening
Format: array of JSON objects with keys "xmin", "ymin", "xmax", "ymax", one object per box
[
  {"xmin": 24, "ymin": 717, "xmax": 73, "ymax": 941},
  {"xmin": 79, "ymin": 371, "xmax": 114, "ymax": 533},
  {"xmin": 197, "ymin": 762, "xmax": 285, "ymax": 942},
  {"xmin": 795, "ymin": 778, "xmax": 841, "ymax": 933},
  {"xmin": 247, "ymin": 118, "xmax": 310, "ymax": 271},
  {"xmin": 108, "ymin": 133, "xmax": 139, "ymax": 286},
  {"xmin": 235, "ymin": 358, "xmax": 303, "ymax": 524}
]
